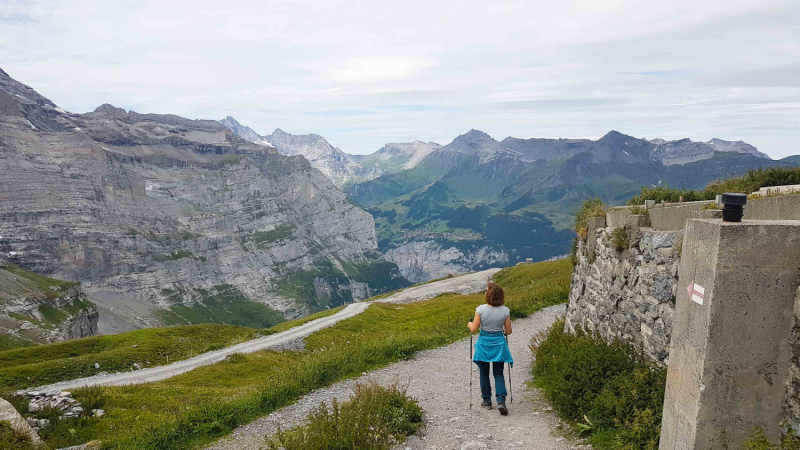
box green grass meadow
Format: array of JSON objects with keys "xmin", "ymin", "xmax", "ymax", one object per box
[{"xmin": 0, "ymin": 259, "xmax": 572, "ymax": 449}]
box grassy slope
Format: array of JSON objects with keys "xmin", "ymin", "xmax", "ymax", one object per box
[
  {"xmin": 15, "ymin": 259, "xmax": 571, "ymax": 450},
  {"xmin": 0, "ymin": 324, "xmax": 263, "ymax": 392},
  {"xmin": 0, "ymin": 263, "xmax": 81, "ymax": 301},
  {"xmin": 0, "ymin": 334, "xmax": 36, "ymax": 352},
  {"xmin": 267, "ymin": 306, "xmax": 345, "ymax": 333},
  {"xmin": 0, "ymin": 306, "xmax": 359, "ymax": 393}
]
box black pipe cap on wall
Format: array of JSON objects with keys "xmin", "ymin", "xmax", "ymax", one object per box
[{"xmin": 721, "ymin": 193, "xmax": 747, "ymax": 222}]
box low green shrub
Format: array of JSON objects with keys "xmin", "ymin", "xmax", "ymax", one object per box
[
  {"xmin": 574, "ymin": 198, "xmax": 606, "ymax": 238},
  {"xmin": 0, "ymin": 421, "xmax": 36, "ymax": 450},
  {"xmin": 530, "ymin": 319, "xmax": 666, "ymax": 449},
  {"xmin": 741, "ymin": 425, "xmax": 800, "ymax": 450},
  {"xmin": 628, "ymin": 185, "xmax": 711, "ymax": 205},
  {"xmin": 266, "ymin": 382, "xmax": 423, "ymax": 450},
  {"xmin": 702, "ymin": 202, "xmax": 722, "ymax": 210},
  {"xmin": 628, "ymin": 167, "xmax": 800, "ymax": 205},
  {"xmin": 610, "ymin": 227, "xmax": 629, "ymax": 252},
  {"xmin": 628, "ymin": 205, "xmax": 648, "ymax": 216}
]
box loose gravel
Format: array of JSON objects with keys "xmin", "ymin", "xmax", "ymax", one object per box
[{"xmin": 208, "ymin": 304, "xmax": 584, "ymax": 450}]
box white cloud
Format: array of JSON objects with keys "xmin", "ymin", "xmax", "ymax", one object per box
[
  {"xmin": 310, "ymin": 57, "xmax": 440, "ymax": 83},
  {"xmin": 0, "ymin": 0, "xmax": 798, "ymax": 157},
  {"xmin": 485, "ymin": 1, "xmax": 525, "ymax": 15}
]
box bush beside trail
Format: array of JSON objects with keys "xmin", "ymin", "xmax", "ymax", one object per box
[
  {"xmin": 530, "ymin": 319, "xmax": 666, "ymax": 449},
  {"xmin": 266, "ymin": 382, "xmax": 423, "ymax": 450}
]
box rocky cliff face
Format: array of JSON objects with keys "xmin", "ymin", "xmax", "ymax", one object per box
[
  {"xmin": 218, "ymin": 116, "xmax": 274, "ymax": 148},
  {"xmin": 0, "ymin": 68, "xmax": 406, "ymax": 332},
  {"xmin": 219, "ymin": 116, "xmax": 383, "ymax": 187},
  {"xmin": 383, "ymin": 240, "xmax": 508, "ymax": 283},
  {"xmin": 265, "ymin": 128, "xmax": 384, "ymax": 187},
  {"xmin": 0, "ymin": 260, "xmax": 99, "ymax": 347},
  {"xmin": 650, "ymin": 137, "xmax": 770, "ymax": 165},
  {"xmin": 352, "ymin": 141, "xmax": 443, "ymax": 174}
]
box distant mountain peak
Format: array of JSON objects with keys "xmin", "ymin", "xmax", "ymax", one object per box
[
  {"xmin": 599, "ymin": 130, "xmax": 638, "ymax": 142},
  {"xmin": 462, "ymin": 129, "xmax": 493, "ymax": 140},
  {"xmin": 0, "ymin": 67, "xmax": 7, "ymax": 77},
  {"xmin": 94, "ymin": 104, "xmax": 127, "ymax": 115},
  {"xmin": 218, "ymin": 116, "xmax": 274, "ymax": 149},
  {"xmin": 263, "ymin": 128, "xmax": 383, "ymax": 186}
]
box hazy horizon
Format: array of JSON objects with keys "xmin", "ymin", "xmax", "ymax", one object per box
[{"xmin": 2, "ymin": 0, "xmax": 798, "ymax": 157}]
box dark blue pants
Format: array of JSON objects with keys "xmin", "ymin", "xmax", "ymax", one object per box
[{"xmin": 475, "ymin": 361, "xmax": 507, "ymax": 402}]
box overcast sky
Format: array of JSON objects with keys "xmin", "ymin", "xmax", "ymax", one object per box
[{"xmin": 1, "ymin": 0, "xmax": 798, "ymax": 157}]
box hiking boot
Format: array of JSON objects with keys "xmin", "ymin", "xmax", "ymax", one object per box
[
  {"xmin": 497, "ymin": 401, "xmax": 508, "ymax": 415},
  {"xmin": 481, "ymin": 400, "xmax": 493, "ymax": 410}
]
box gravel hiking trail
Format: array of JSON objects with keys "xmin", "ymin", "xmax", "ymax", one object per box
[
  {"xmin": 23, "ymin": 269, "xmax": 499, "ymax": 393},
  {"xmin": 209, "ymin": 304, "xmax": 579, "ymax": 450}
]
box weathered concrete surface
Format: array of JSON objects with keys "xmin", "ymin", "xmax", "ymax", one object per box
[
  {"xmin": 0, "ymin": 397, "xmax": 44, "ymax": 447},
  {"xmin": 607, "ymin": 207, "xmax": 632, "ymax": 228},
  {"xmin": 660, "ymin": 219, "xmax": 800, "ymax": 450},
  {"xmin": 746, "ymin": 194, "xmax": 800, "ymax": 221},
  {"xmin": 649, "ymin": 201, "xmax": 715, "ymax": 231}
]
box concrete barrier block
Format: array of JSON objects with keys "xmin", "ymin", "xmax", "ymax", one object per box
[
  {"xmin": 660, "ymin": 219, "xmax": 800, "ymax": 450},
  {"xmin": 649, "ymin": 201, "xmax": 715, "ymax": 231},
  {"xmin": 697, "ymin": 210, "xmax": 722, "ymax": 219},
  {"xmin": 745, "ymin": 195, "xmax": 800, "ymax": 221},
  {"xmin": 607, "ymin": 207, "xmax": 632, "ymax": 228}
]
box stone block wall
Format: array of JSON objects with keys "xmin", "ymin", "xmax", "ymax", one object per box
[{"xmin": 565, "ymin": 220, "xmax": 682, "ymax": 363}]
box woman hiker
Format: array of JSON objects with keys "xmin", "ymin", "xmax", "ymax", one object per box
[{"xmin": 468, "ymin": 282, "xmax": 513, "ymax": 415}]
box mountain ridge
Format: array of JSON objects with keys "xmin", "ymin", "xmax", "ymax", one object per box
[
  {"xmin": 344, "ymin": 128, "xmax": 795, "ymax": 282},
  {"xmin": 0, "ymin": 67, "xmax": 409, "ymax": 333}
]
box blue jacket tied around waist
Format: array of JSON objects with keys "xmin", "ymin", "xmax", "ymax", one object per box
[{"xmin": 473, "ymin": 330, "xmax": 514, "ymax": 367}]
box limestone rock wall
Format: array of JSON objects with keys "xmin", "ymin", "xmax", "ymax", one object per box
[
  {"xmin": 383, "ymin": 240, "xmax": 509, "ymax": 283},
  {"xmin": 565, "ymin": 222, "xmax": 681, "ymax": 363}
]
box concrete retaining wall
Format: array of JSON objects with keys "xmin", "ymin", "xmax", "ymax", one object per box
[
  {"xmin": 609, "ymin": 194, "xmax": 800, "ymax": 233},
  {"xmin": 606, "ymin": 207, "xmax": 632, "ymax": 228},
  {"xmin": 745, "ymin": 194, "xmax": 800, "ymax": 221},
  {"xmin": 648, "ymin": 201, "xmax": 715, "ymax": 231},
  {"xmin": 568, "ymin": 211, "xmax": 800, "ymax": 437}
]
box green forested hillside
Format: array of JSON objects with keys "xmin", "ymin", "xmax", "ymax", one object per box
[{"xmin": 346, "ymin": 130, "xmax": 797, "ymax": 272}]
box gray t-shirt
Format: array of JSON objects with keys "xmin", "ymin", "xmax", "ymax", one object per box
[{"xmin": 477, "ymin": 304, "xmax": 510, "ymax": 332}]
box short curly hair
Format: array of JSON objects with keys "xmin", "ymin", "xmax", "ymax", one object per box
[{"xmin": 485, "ymin": 282, "xmax": 505, "ymax": 307}]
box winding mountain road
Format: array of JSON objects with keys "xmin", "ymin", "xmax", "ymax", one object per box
[{"xmin": 22, "ymin": 268, "xmax": 499, "ymax": 393}]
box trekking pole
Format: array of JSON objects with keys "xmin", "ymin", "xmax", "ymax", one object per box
[
  {"xmin": 469, "ymin": 333, "xmax": 473, "ymax": 409},
  {"xmin": 505, "ymin": 333, "xmax": 513, "ymax": 404}
]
